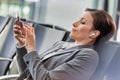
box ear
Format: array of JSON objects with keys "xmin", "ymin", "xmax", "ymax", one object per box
[{"xmin": 89, "ymin": 30, "xmax": 100, "ymax": 39}]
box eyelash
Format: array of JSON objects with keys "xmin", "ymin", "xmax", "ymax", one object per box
[{"xmin": 81, "ymin": 21, "xmax": 85, "ymax": 24}]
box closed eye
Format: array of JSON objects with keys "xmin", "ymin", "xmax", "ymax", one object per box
[
  {"xmin": 81, "ymin": 21, "xmax": 86, "ymax": 24},
  {"xmin": 80, "ymin": 18, "xmax": 86, "ymax": 24}
]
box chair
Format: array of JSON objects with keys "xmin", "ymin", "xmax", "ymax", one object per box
[
  {"xmin": 0, "ymin": 74, "xmax": 20, "ymax": 80},
  {"xmin": 0, "ymin": 57, "xmax": 20, "ymax": 80},
  {"xmin": 104, "ymin": 42, "xmax": 120, "ymax": 80},
  {"xmin": 90, "ymin": 41, "xmax": 120, "ymax": 80},
  {"xmin": 0, "ymin": 17, "xmax": 17, "ymax": 76},
  {"xmin": 0, "ymin": 16, "xmax": 10, "ymax": 34},
  {"xmin": 33, "ymin": 23, "xmax": 69, "ymax": 53}
]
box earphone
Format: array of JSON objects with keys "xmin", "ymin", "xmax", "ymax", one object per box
[{"xmin": 89, "ymin": 33, "xmax": 95, "ymax": 36}]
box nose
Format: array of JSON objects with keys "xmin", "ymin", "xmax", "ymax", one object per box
[{"xmin": 72, "ymin": 21, "xmax": 79, "ymax": 27}]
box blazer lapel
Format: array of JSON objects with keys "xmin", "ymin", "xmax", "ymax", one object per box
[
  {"xmin": 41, "ymin": 49, "xmax": 76, "ymax": 61},
  {"xmin": 41, "ymin": 42, "xmax": 93, "ymax": 61},
  {"xmin": 40, "ymin": 44, "xmax": 63, "ymax": 59},
  {"xmin": 41, "ymin": 45, "xmax": 93, "ymax": 61}
]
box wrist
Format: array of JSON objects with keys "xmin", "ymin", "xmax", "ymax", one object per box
[
  {"xmin": 27, "ymin": 48, "xmax": 36, "ymax": 53},
  {"xmin": 17, "ymin": 42, "xmax": 25, "ymax": 46},
  {"xmin": 27, "ymin": 46, "xmax": 36, "ymax": 53}
]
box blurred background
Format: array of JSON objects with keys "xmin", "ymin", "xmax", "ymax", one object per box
[
  {"xmin": 0, "ymin": 0, "xmax": 120, "ymax": 80},
  {"xmin": 0, "ymin": 0, "xmax": 120, "ymax": 40},
  {"xmin": 0, "ymin": 0, "xmax": 118, "ymax": 30}
]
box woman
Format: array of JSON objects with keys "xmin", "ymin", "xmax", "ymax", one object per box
[{"xmin": 14, "ymin": 8, "xmax": 116, "ymax": 80}]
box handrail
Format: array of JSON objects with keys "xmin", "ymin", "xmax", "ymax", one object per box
[
  {"xmin": 0, "ymin": 17, "xmax": 11, "ymax": 34},
  {"xmin": 0, "ymin": 56, "xmax": 20, "ymax": 75},
  {"xmin": 0, "ymin": 57, "xmax": 13, "ymax": 62},
  {"xmin": 0, "ymin": 74, "xmax": 20, "ymax": 80}
]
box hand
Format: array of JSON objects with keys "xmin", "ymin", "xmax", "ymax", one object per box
[
  {"xmin": 13, "ymin": 20, "xmax": 26, "ymax": 46},
  {"xmin": 25, "ymin": 24, "xmax": 36, "ymax": 52}
]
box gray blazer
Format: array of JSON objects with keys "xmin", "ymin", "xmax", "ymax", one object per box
[{"xmin": 16, "ymin": 41, "xmax": 99, "ymax": 80}]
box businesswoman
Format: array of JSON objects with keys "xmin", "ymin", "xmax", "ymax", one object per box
[{"xmin": 14, "ymin": 8, "xmax": 116, "ymax": 80}]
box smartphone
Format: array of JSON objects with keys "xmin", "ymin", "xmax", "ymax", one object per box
[
  {"xmin": 16, "ymin": 10, "xmax": 20, "ymax": 21},
  {"xmin": 16, "ymin": 12, "xmax": 34, "ymax": 27},
  {"xmin": 17, "ymin": 14, "xmax": 19, "ymax": 21},
  {"xmin": 15, "ymin": 12, "xmax": 23, "ymax": 27}
]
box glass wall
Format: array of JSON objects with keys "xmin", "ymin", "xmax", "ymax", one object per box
[
  {"xmin": 0, "ymin": 0, "xmax": 118, "ymax": 32},
  {"xmin": 44, "ymin": 0, "xmax": 98, "ymax": 31},
  {"xmin": 0, "ymin": 0, "xmax": 34, "ymax": 19},
  {"xmin": 116, "ymin": 0, "xmax": 120, "ymax": 42},
  {"xmin": 0, "ymin": 0, "xmax": 98, "ymax": 31}
]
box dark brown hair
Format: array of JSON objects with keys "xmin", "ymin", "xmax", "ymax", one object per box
[{"xmin": 85, "ymin": 8, "xmax": 116, "ymax": 42}]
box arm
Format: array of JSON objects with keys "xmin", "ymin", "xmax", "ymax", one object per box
[
  {"xmin": 23, "ymin": 49, "xmax": 99, "ymax": 80},
  {"xmin": 16, "ymin": 46, "xmax": 27, "ymax": 73},
  {"xmin": 13, "ymin": 20, "xmax": 27, "ymax": 73}
]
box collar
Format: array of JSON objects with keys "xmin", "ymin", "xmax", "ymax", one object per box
[{"xmin": 62, "ymin": 42, "xmax": 94, "ymax": 50}]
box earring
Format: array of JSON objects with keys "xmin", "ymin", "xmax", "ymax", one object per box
[{"xmin": 90, "ymin": 33, "xmax": 95, "ymax": 36}]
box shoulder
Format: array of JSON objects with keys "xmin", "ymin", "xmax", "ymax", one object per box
[
  {"xmin": 76, "ymin": 48, "xmax": 99, "ymax": 63},
  {"xmin": 81, "ymin": 48, "xmax": 98, "ymax": 57},
  {"xmin": 75, "ymin": 48, "xmax": 99, "ymax": 80}
]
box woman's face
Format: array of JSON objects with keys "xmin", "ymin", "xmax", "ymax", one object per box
[{"xmin": 70, "ymin": 11, "xmax": 94, "ymax": 41}]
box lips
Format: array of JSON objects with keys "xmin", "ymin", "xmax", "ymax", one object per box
[{"xmin": 72, "ymin": 27, "xmax": 76, "ymax": 32}]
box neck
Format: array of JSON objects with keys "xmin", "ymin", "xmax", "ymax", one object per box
[{"xmin": 75, "ymin": 39, "xmax": 95, "ymax": 45}]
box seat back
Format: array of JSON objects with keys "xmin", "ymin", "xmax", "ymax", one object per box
[
  {"xmin": 33, "ymin": 23, "xmax": 68, "ymax": 53},
  {"xmin": 90, "ymin": 41, "xmax": 120, "ymax": 80},
  {"xmin": 104, "ymin": 42, "xmax": 120, "ymax": 80},
  {"xmin": 0, "ymin": 17, "xmax": 16, "ymax": 76},
  {"xmin": 0, "ymin": 16, "xmax": 10, "ymax": 33}
]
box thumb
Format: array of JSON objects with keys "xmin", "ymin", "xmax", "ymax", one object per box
[{"xmin": 22, "ymin": 26, "xmax": 27, "ymax": 36}]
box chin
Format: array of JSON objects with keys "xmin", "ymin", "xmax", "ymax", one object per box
[{"xmin": 69, "ymin": 33, "xmax": 75, "ymax": 40}]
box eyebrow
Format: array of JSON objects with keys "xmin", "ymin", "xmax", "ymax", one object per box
[{"xmin": 80, "ymin": 17, "xmax": 87, "ymax": 21}]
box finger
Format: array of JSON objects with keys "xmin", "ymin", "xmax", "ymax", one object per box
[
  {"xmin": 14, "ymin": 25, "xmax": 21, "ymax": 30},
  {"xmin": 27, "ymin": 23, "xmax": 33, "ymax": 28},
  {"xmin": 20, "ymin": 21, "xmax": 24, "ymax": 29},
  {"xmin": 23, "ymin": 26, "xmax": 27, "ymax": 34},
  {"xmin": 26, "ymin": 24, "xmax": 34, "ymax": 33},
  {"xmin": 26, "ymin": 27, "xmax": 30, "ymax": 35},
  {"xmin": 28, "ymin": 24, "xmax": 34, "ymax": 33},
  {"xmin": 13, "ymin": 28, "xmax": 22, "ymax": 34},
  {"xmin": 14, "ymin": 24, "xmax": 27, "ymax": 35},
  {"xmin": 15, "ymin": 19, "xmax": 23, "ymax": 25},
  {"xmin": 14, "ymin": 35, "xmax": 25, "ymax": 43},
  {"xmin": 26, "ymin": 24, "xmax": 33, "ymax": 29},
  {"xmin": 14, "ymin": 34, "xmax": 25, "ymax": 42},
  {"xmin": 25, "ymin": 25, "xmax": 31, "ymax": 34},
  {"xmin": 14, "ymin": 25, "xmax": 25, "ymax": 34},
  {"xmin": 15, "ymin": 20, "xmax": 20, "ymax": 25},
  {"xmin": 14, "ymin": 33, "xmax": 24, "ymax": 38},
  {"xmin": 32, "ymin": 28, "xmax": 35, "ymax": 33},
  {"xmin": 15, "ymin": 20, "xmax": 24, "ymax": 29}
]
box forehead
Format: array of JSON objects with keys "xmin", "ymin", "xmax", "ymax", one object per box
[{"xmin": 81, "ymin": 11, "xmax": 93, "ymax": 22}]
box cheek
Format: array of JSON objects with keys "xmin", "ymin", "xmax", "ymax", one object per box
[
  {"xmin": 70, "ymin": 27, "xmax": 90, "ymax": 40},
  {"xmin": 78, "ymin": 26, "xmax": 90, "ymax": 35},
  {"xmin": 77, "ymin": 26, "xmax": 92, "ymax": 39}
]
